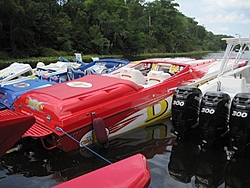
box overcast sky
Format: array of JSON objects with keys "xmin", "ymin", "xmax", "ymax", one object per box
[{"xmin": 175, "ymin": 0, "xmax": 250, "ymax": 37}]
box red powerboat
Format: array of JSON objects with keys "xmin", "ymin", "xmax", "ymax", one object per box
[
  {"xmin": 2, "ymin": 55, "xmax": 249, "ymax": 152},
  {"xmin": 53, "ymin": 153, "xmax": 150, "ymax": 188},
  {"xmin": 0, "ymin": 110, "xmax": 35, "ymax": 158}
]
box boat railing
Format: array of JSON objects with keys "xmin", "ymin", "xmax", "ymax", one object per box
[{"xmin": 217, "ymin": 35, "xmax": 250, "ymax": 91}]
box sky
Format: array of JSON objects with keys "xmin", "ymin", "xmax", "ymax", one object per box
[{"xmin": 174, "ymin": 0, "xmax": 250, "ymax": 37}]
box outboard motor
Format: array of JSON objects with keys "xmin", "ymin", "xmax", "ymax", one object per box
[
  {"xmin": 171, "ymin": 86, "xmax": 202, "ymax": 139},
  {"xmin": 199, "ymin": 91, "xmax": 230, "ymax": 147},
  {"xmin": 229, "ymin": 93, "xmax": 250, "ymax": 155}
]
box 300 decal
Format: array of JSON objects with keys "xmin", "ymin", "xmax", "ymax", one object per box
[
  {"xmin": 201, "ymin": 108, "xmax": 215, "ymax": 114},
  {"xmin": 172, "ymin": 100, "xmax": 184, "ymax": 106},
  {"xmin": 231, "ymin": 110, "xmax": 248, "ymax": 118}
]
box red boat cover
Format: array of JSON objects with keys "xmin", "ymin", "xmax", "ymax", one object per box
[
  {"xmin": 53, "ymin": 153, "xmax": 151, "ymax": 188},
  {"xmin": 0, "ymin": 110, "xmax": 35, "ymax": 158},
  {"xmin": 26, "ymin": 74, "xmax": 143, "ymax": 100},
  {"xmin": 15, "ymin": 74, "xmax": 143, "ymax": 119}
]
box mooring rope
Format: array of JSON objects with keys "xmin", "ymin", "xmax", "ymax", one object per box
[{"xmin": 56, "ymin": 127, "xmax": 112, "ymax": 164}]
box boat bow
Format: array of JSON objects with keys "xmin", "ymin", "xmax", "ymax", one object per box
[{"xmin": 0, "ymin": 110, "xmax": 35, "ymax": 157}]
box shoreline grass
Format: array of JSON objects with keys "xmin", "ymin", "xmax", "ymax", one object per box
[{"xmin": 0, "ymin": 51, "xmax": 213, "ymax": 69}]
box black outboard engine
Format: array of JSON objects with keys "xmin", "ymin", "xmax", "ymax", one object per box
[
  {"xmin": 171, "ymin": 86, "xmax": 202, "ymax": 139},
  {"xmin": 229, "ymin": 93, "xmax": 250, "ymax": 155},
  {"xmin": 199, "ymin": 91, "xmax": 230, "ymax": 147}
]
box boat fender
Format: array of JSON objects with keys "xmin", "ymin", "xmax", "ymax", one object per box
[{"xmin": 93, "ymin": 117, "xmax": 108, "ymax": 145}]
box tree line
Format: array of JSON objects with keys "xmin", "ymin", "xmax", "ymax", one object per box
[{"xmin": 0, "ymin": 0, "xmax": 231, "ymax": 59}]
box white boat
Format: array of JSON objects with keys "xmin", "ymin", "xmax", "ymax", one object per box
[
  {"xmin": 198, "ymin": 36, "xmax": 250, "ymax": 98},
  {"xmin": 0, "ymin": 54, "xmax": 84, "ymax": 84},
  {"xmin": 34, "ymin": 56, "xmax": 84, "ymax": 77},
  {"xmin": 171, "ymin": 36, "xmax": 250, "ymax": 155},
  {"xmin": 0, "ymin": 62, "xmax": 34, "ymax": 83}
]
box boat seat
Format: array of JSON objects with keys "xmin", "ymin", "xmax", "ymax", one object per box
[
  {"xmin": 147, "ymin": 71, "xmax": 171, "ymax": 85},
  {"xmin": 120, "ymin": 68, "xmax": 146, "ymax": 84},
  {"xmin": 161, "ymin": 72, "xmax": 171, "ymax": 80},
  {"xmin": 130, "ymin": 69, "xmax": 146, "ymax": 84},
  {"xmin": 105, "ymin": 62, "xmax": 115, "ymax": 69},
  {"xmin": 220, "ymin": 76, "xmax": 248, "ymax": 94},
  {"xmin": 69, "ymin": 67, "xmax": 86, "ymax": 79},
  {"xmin": 67, "ymin": 67, "xmax": 96, "ymax": 80},
  {"xmin": 120, "ymin": 67, "xmax": 134, "ymax": 81}
]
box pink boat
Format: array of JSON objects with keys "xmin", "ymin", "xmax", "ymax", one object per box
[{"xmin": 53, "ymin": 153, "xmax": 151, "ymax": 188}]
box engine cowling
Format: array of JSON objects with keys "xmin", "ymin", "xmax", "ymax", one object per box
[
  {"xmin": 199, "ymin": 91, "xmax": 230, "ymax": 147},
  {"xmin": 229, "ymin": 92, "xmax": 250, "ymax": 155},
  {"xmin": 171, "ymin": 86, "xmax": 202, "ymax": 139}
]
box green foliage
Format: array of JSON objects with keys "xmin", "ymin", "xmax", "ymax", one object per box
[
  {"xmin": 39, "ymin": 48, "xmax": 69, "ymax": 57},
  {"xmin": 0, "ymin": 0, "xmax": 231, "ymax": 60},
  {"xmin": 0, "ymin": 51, "xmax": 11, "ymax": 60}
]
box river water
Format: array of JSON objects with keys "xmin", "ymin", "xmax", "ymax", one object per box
[{"xmin": 1, "ymin": 52, "xmax": 250, "ymax": 188}]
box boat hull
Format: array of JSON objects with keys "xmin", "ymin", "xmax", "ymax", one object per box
[
  {"xmin": 0, "ymin": 110, "xmax": 35, "ymax": 158},
  {"xmin": 12, "ymin": 57, "xmax": 249, "ymax": 152},
  {"xmin": 53, "ymin": 153, "xmax": 151, "ymax": 188},
  {"xmin": 22, "ymin": 90, "xmax": 174, "ymax": 152}
]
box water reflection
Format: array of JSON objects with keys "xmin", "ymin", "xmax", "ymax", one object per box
[
  {"xmin": 168, "ymin": 135, "xmax": 250, "ymax": 188},
  {"xmin": 168, "ymin": 138, "xmax": 227, "ymax": 188},
  {"xmin": 225, "ymin": 155, "xmax": 250, "ymax": 188},
  {"xmin": 168, "ymin": 139, "xmax": 200, "ymax": 184},
  {"xmin": 195, "ymin": 146, "xmax": 228, "ymax": 188},
  {"xmin": 0, "ymin": 119, "xmax": 175, "ymax": 187},
  {"xmin": 1, "ymin": 116, "xmax": 250, "ymax": 188}
]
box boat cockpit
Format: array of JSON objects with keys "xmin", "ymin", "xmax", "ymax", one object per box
[{"xmin": 106, "ymin": 62, "xmax": 184, "ymax": 86}]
